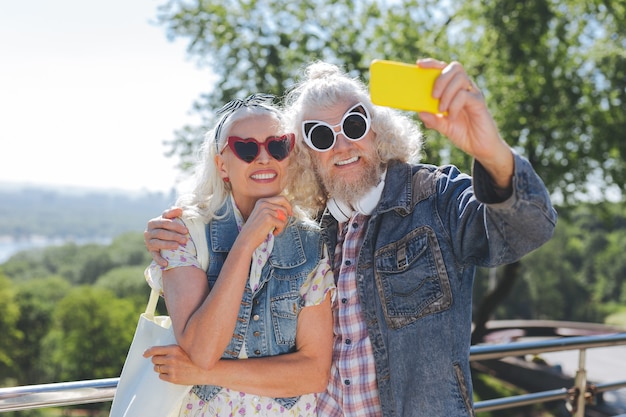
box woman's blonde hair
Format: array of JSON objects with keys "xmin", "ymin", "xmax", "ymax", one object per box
[
  {"xmin": 284, "ymin": 61, "xmax": 424, "ymax": 216},
  {"xmin": 176, "ymin": 101, "xmax": 303, "ymax": 222}
]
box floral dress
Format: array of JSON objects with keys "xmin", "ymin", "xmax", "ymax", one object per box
[{"xmin": 146, "ymin": 203, "xmax": 335, "ymax": 417}]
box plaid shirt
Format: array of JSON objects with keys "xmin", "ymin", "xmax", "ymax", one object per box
[{"xmin": 317, "ymin": 213, "xmax": 382, "ymax": 417}]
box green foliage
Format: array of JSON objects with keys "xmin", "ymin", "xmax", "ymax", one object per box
[
  {"xmin": 0, "ymin": 201, "xmax": 621, "ymax": 388},
  {"xmin": 41, "ymin": 286, "xmax": 137, "ymax": 382},
  {"xmin": 95, "ymin": 265, "xmax": 151, "ymax": 310},
  {"xmin": 1, "ymin": 2, "xmax": 626, "ymax": 401},
  {"xmin": 472, "ymin": 371, "xmax": 558, "ymax": 417},
  {"xmin": 11, "ymin": 277, "xmax": 72, "ymax": 384},
  {"xmin": 107, "ymin": 232, "xmax": 154, "ymax": 267},
  {"xmin": 1, "ymin": 232, "xmax": 151, "ymax": 386},
  {"xmin": 474, "ymin": 202, "xmax": 626, "ymax": 323},
  {"xmin": 0, "ymin": 272, "xmax": 22, "ymax": 382},
  {"xmin": 3, "ymin": 233, "xmax": 152, "ymax": 286},
  {"xmin": 156, "ymin": 0, "xmax": 625, "ymax": 203},
  {"xmin": 155, "ymin": 0, "xmax": 626, "ymax": 353},
  {"xmin": 605, "ymin": 305, "xmax": 626, "ymax": 327},
  {"xmin": 455, "ymin": 1, "xmax": 626, "ymax": 203},
  {"xmin": 2, "ymin": 243, "xmax": 109, "ymax": 285},
  {"xmin": 156, "ymin": 0, "xmax": 459, "ymax": 169}
]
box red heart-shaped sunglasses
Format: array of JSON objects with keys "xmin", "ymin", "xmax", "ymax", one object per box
[{"xmin": 221, "ymin": 134, "xmax": 295, "ymax": 163}]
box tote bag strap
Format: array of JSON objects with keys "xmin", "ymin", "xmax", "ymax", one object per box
[{"xmin": 145, "ymin": 288, "xmax": 160, "ymax": 319}]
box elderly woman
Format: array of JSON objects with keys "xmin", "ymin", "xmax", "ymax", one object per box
[{"xmin": 144, "ymin": 94, "xmax": 335, "ymax": 417}]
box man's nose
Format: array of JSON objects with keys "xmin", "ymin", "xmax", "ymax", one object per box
[{"xmin": 332, "ymin": 127, "xmax": 351, "ymax": 151}]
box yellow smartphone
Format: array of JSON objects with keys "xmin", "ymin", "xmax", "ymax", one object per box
[{"xmin": 369, "ymin": 59, "xmax": 442, "ymax": 114}]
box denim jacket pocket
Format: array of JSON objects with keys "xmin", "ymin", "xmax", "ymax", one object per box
[
  {"xmin": 454, "ymin": 362, "xmax": 476, "ymax": 417},
  {"xmin": 270, "ymin": 292, "xmax": 300, "ymax": 345},
  {"xmin": 374, "ymin": 226, "xmax": 452, "ymax": 329}
]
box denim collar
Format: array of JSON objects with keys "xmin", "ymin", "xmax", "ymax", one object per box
[{"xmin": 374, "ymin": 160, "xmax": 414, "ymax": 216}]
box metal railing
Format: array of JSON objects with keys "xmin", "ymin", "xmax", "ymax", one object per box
[
  {"xmin": 471, "ymin": 332, "xmax": 626, "ymax": 416},
  {"xmin": 1, "ymin": 332, "xmax": 626, "ymax": 415}
]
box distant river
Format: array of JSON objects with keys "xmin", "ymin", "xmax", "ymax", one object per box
[{"xmin": 0, "ymin": 235, "xmax": 112, "ymax": 264}]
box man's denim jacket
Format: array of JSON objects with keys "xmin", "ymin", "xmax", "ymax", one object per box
[
  {"xmin": 320, "ymin": 153, "xmax": 557, "ymax": 417},
  {"xmin": 192, "ymin": 198, "xmax": 325, "ymax": 408}
]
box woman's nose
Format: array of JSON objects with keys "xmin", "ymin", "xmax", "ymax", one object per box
[{"xmin": 255, "ymin": 145, "xmax": 271, "ymax": 163}]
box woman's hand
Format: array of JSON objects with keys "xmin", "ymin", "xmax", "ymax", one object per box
[
  {"xmin": 236, "ymin": 196, "xmax": 293, "ymax": 251},
  {"xmin": 144, "ymin": 344, "xmax": 209, "ymax": 386}
]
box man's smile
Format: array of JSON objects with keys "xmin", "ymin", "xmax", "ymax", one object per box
[{"xmin": 335, "ymin": 156, "xmax": 360, "ymax": 167}]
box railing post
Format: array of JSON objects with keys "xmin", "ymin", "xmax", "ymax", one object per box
[{"xmin": 573, "ymin": 348, "xmax": 587, "ymax": 417}]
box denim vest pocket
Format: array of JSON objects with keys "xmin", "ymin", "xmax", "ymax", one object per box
[
  {"xmin": 270, "ymin": 291, "xmax": 300, "ymax": 345},
  {"xmin": 374, "ymin": 226, "xmax": 452, "ymax": 329}
]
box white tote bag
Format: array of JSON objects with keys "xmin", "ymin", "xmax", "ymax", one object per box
[{"xmin": 109, "ymin": 288, "xmax": 192, "ymax": 417}]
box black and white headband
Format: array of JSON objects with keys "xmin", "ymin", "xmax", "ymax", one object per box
[{"xmin": 213, "ymin": 93, "xmax": 276, "ymax": 152}]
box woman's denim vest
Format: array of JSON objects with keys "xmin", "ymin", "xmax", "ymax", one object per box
[
  {"xmin": 192, "ymin": 199, "xmax": 324, "ymax": 408},
  {"xmin": 320, "ymin": 154, "xmax": 556, "ymax": 416}
]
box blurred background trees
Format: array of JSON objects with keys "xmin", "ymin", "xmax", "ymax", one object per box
[
  {"xmin": 1, "ymin": 202, "xmax": 625, "ymax": 389},
  {"xmin": 1, "ymin": 3, "xmax": 625, "ymax": 415},
  {"xmin": 0, "ymin": 233, "xmax": 154, "ymax": 389},
  {"xmin": 155, "ymin": 0, "xmax": 625, "ymax": 344},
  {"xmin": 157, "ymin": 0, "xmax": 625, "ymax": 205}
]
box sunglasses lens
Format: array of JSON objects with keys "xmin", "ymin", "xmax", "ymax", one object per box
[
  {"xmin": 267, "ymin": 137, "xmax": 291, "ymax": 161},
  {"xmin": 233, "ymin": 141, "xmax": 259, "ymax": 163},
  {"xmin": 307, "ymin": 125, "xmax": 335, "ymax": 151},
  {"xmin": 343, "ymin": 114, "xmax": 367, "ymax": 140}
]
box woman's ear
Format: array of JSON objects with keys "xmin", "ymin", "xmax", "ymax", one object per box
[{"xmin": 215, "ymin": 154, "xmax": 229, "ymax": 181}]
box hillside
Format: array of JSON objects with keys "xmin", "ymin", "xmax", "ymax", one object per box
[{"xmin": 0, "ymin": 184, "xmax": 178, "ymax": 240}]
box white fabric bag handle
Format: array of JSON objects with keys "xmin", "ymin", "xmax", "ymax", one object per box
[{"xmin": 145, "ymin": 287, "xmax": 160, "ymax": 318}]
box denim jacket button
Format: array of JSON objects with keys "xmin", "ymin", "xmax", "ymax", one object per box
[{"xmin": 253, "ymin": 314, "xmax": 260, "ymax": 321}]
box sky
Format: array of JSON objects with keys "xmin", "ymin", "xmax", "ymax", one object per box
[{"xmin": 0, "ymin": 0, "xmax": 214, "ymax": 194}]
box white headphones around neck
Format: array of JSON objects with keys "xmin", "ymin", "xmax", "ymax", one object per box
[{"xmin": 326, "ymin": 171, "xmax": 386, "ymax": 223}]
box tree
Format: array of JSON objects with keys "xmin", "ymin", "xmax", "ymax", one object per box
[
  {"xmin": 471, "ymin": 202, "xmax": 626, "ymax": 325},
  {"xmin": 0, "ymin": 272, "xmax": 22, "ymax": 384},
  {"xmin": 140, "ymin": 0, "xmax": 626, "ymax": 347},
  {"xmin": 41, "ymin": 286, "xmax": 137, "ymax": 382},
  {"xmin": 95, "ymin": 265, "xmax": 152, "ymax": 310},
  {"xmin": 454, "ymin": 0, "xmax": 626, "ymax": 203},
  {"xmin": 155, "ymin": 0, "xmax": 455, "ymax": 170},
  {"xmin": 2, "ymin": 243, "xmax": 107, "ymax": 285},
  {"xmin": 2, "ymin": 232, "xmax": 151, "ymax": 286},
  {"xmin": 10, "ymin": 277, "xmax": 71, "ymax": 384},
  {"xmin": 156, "ymin": 0, "xmax": 626, "ymax": 202},
  {"xmin": 107, "ymin": 232, "xmax": 154, "ymax": 267}
]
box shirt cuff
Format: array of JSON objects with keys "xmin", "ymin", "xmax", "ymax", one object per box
[{"xmin": 472, "ymin": 157, "xmax": 515, "ymax": 204}]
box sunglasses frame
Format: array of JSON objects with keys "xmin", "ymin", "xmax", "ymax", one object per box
[
  {"xmin": 222, "ymin": 134, "xmax": 295, "ymax": 163},
  {"xmin": 302, "ymin": 102, "xmax": 371, "ymax": 152}
]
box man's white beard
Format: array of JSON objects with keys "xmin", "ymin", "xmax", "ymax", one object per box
[{"xmin": 314, "ymin": 151, "xmax": 383, "ymax": 204}]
